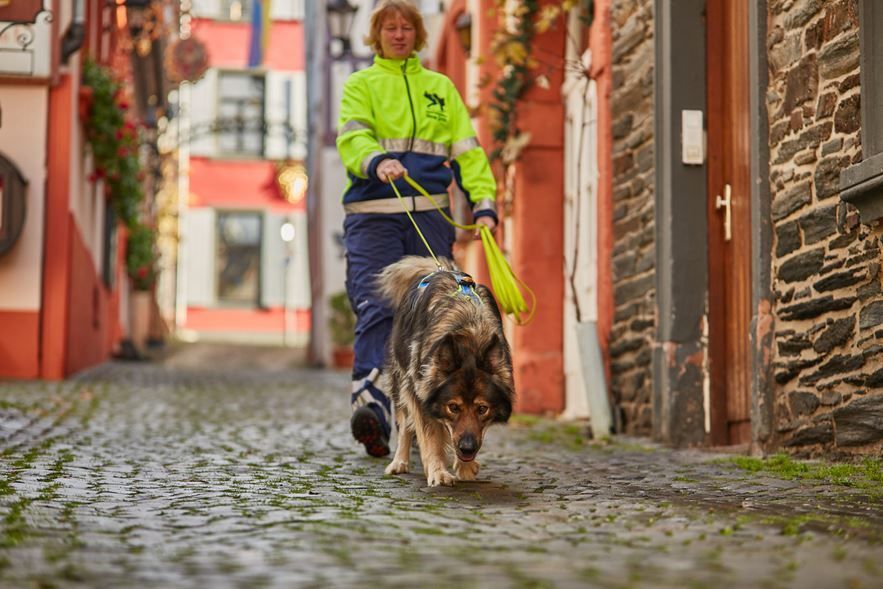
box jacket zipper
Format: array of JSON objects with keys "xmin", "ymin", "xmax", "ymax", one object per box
[{"xmin": 401, "ymin": 59, "xmax": 417, "ymax": 152}]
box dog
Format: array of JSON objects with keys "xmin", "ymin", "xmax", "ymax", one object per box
[{"xmin": 375, "ymin": 256, "xmax": 514, "ymax": 487}]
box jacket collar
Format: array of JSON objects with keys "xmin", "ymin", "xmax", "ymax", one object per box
[{"xmin": 373, "ymin": 53, "xmax": 423, "ymax": 74}]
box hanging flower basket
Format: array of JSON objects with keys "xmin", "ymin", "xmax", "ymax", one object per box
[
  {"xmin": 77, "ymin": 85, "xmax": 93, "ymax": 125},
  {"xmin": 126, "ymin": 223, "xmax": 157, "ymax": 291},
  {"xmin": 81, "ymin": 57, "xmax": 144, "ymax": 229}
]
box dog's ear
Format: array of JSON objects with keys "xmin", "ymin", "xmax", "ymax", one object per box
[
  {"xmin": 479, "ymin": 333, "xmax": 504, "ymax": 372},
  {"xmin": 433, "ymin": 332, "xmax": 462, "ymax": 373},
  {"xmin": 492, "ymin": 387, "xmax": 513, "ymax": 423}
]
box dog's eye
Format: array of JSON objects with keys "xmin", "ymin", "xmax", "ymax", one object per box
[
  {"xmin": 476, "ymin": 405, "xmax": 489, "ymax": 416},
  {"xmin": 447, "ymin": 403, "xmax": 461, "ymax": 414}
]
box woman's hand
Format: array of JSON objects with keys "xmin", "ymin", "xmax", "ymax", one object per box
[
  {"xmin": 377, "ymin": 159, "xmax": 407, "ymax": 183},
  {"xmin": 474, "ymin": 216, "xmax": 497, "ymax": 240}
]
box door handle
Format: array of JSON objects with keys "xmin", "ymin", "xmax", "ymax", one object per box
[{"xmin": 715, "ymin": 183, "xmax": 732, "ymax": 242}]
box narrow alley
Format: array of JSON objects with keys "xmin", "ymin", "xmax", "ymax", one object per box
[{"xmin": 0, "ymin": 347, "xmax": 880, "ymax": 588}]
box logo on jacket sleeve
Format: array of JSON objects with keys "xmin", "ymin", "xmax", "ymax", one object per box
[{"xmin": 424, "ymin": 91, "xmax": 449, "ymax": 122}]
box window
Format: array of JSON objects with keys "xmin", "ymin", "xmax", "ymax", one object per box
[
  {"xmin": 839, "ymin": 0, "xmax": 883, "ymax": 222},
  {"xmin": 102, "ymin": 201, "xmax": 117, "ymax": 288},
  {"xmin": 216, "ymin": 212, "xmax": 262, "ymax": 304},
  {"xmin": 217, "ymin": 72, "xmax": 265, "ymax": 157}
]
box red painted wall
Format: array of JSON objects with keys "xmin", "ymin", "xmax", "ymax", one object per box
[
  {"xmin": 590, "ymin": 0, "xmax": 614, "ymax": 383},
  {"xmin": 65, "ymin": 218, "xmax": 114, "ymax": 375},
  {"xmin": 185, "ymin": 307, "xmax": 311, "ymax": 333},
  {"xmin": 41, "ymin": 75, "xmax": 74, "ymax": 380},
  {"xmin": 509, "ymin": 1, "xmax": 566, "ymax": 414},
  {"xmin": 189, "ymin": 157, "xmax": 304, "ymax": 212},
  {"xmin": 0, "ymin": 312, "xmax": 40, "ymax": 379},
  {"xmin": 191, "ymin": 19, "xmax": 304, "ymax": 71},
  {"xmin": 433, "ymin": 0, "xmax": 566, "ymax": 414}
]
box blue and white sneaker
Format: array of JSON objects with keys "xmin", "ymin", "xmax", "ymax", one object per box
[{"xmin": 350, "ymin": 369, "xmax": 392, "ymax": 457}]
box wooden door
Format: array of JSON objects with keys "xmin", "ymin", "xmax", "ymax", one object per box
[{"xmin": 707, "ymin": 0, "xmax": 752, "ymax": 445}]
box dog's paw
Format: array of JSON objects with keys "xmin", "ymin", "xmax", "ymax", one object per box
[
  {"xmin": 385, "ymin": 459, "xmax": 409, "ymax": 475},
  {"xmin": 426, "ymin": 468, "xmax": 456, "ymax": 487},
  {"xmin": 455, "ymin": 459, "xmax": 480, "ymax": 481}
]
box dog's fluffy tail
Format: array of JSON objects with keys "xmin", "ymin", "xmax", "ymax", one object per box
[{"xmin": 375, "ymin": 255, "xmax": 455, "ymax": 307}]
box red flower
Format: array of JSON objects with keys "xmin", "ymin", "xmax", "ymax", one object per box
[
  {"xmin": 117, "ymin": 146, "xmax": 128, "ymax": 157},
  {"xmin": 118, "ymin": 101, "xmax": 129, "ymax": 111},
  {"xmin": 137, "ymin": 266, "xmax": 148, "ymax": 279}
]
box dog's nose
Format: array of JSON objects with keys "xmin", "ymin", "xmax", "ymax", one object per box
[{"xmin": 458, "ymin": 435, "xmax": 478, "ymax": 457}]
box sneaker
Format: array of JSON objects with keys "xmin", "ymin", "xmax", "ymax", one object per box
[{"xmin": 351, "ymin": 404, "xmax": 390, "ymax": 457}]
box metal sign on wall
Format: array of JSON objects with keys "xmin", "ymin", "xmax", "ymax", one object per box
[{"xmin": 0, "ymin": 0, "xmax": 53, "ymax": 77}]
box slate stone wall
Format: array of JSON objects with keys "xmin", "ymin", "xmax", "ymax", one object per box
[
  {"xmin": 609, "ymin": 0, "xmax": 656, "ymax": 435},
  {"xmin": 766, "ymin": 0, "xmax": 883, "ymax": 455}
]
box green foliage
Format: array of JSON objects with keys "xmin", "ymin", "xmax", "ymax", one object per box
[
  {"xmin": 725, "ymin": 453, "xmax": 883, "ymax": 498},
  {"xmin": 82, "ymin": 58, "xmax": 144, "ymax": 229},
  {"xmin": 125, "ymin": 223, "xmax": 157, "ymax": 291},
  {"xmin": 328, "ymin": 291, "xmax": 355, "ymax": 347},
  {"xmin": 83, "ymin": 58, "xmax": 158, "ymax": 291},
  {"xmin": 486, "ymin": 0, "xmax": 595, "ymax": 163},
  {"xmin": 487, "ymin": 0, "xmax": 539, "ymax": 162}
]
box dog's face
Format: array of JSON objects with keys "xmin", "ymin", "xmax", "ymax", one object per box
[{"xmin": 424, "ymin": 332, "xmax": 513, "ymax": 462}]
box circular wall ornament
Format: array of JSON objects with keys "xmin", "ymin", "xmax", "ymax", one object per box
[
  {"xmin": 164, "ymin": 36, "xmax": 209, "ymax": 84},
  {"xmin": 0, "ymin": 153, "xmax": 27, "ymax": 257}
]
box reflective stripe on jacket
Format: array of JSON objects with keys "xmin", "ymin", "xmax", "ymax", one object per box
[{"xmin": 336, "ymin": 54, "xmax": 497, "ymax": 221}]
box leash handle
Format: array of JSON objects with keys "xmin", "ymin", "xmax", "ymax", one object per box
[{"xmin": 389, "ymin": 174, "xmax": 536, "ymax": 325}]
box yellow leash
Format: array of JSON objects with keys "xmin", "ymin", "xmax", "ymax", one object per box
[{"xmin": 389, "ymin": 174, "xmax": 536, "ymax": 325}]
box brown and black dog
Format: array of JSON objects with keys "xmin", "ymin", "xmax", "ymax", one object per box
[{"xmin": 376, "ymin": 256, "xmax": 514, "ymax": 487}]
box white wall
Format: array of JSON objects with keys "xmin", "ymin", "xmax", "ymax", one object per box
[
  {"xmin": 184, "ymin": 208, "xmax": 217, "ymax": 306},
  {"xmin": 192, "ymin": 0, "xmax": 304, "ymax": 20},
  {"xmin": 0, "ymin": 86, "xmax": 48, "ymax": 310},
  {"xmin": 0, "ymin": 0, "xmax": 54, "ymax": 77},
  {"xmin": 265, "ymin": 70, "xmax": 307, "ymax": 160},
  {"xmin": 270, "ymin": 0, "xmax": 305, "ymax": 21}
]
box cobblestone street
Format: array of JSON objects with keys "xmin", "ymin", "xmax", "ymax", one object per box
[{"xmin": 0, "ymin": 349, "xmax": 881, "ymax": 589}]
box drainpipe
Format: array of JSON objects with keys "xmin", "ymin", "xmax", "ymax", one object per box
[{"xmin": 61, "ymin": 0, "xmax": 85, "ymax": 64}]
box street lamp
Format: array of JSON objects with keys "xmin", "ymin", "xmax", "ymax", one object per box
[
  {"xmin": 280, "ymin": 221, "xmax": 296, "ymax": 346},
  {"xmin": 327, "ymin": 0, "xmax": 358, "ymax": 57}
]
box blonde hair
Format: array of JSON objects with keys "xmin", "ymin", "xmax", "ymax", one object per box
[{"xmin": 363, "ymin": 0, "xmax": 428, "ymax": 56}]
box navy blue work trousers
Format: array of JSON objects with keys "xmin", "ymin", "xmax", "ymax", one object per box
[{"xmin": 343, "ymin": 209, "xmax": 454, "ymax": 381}]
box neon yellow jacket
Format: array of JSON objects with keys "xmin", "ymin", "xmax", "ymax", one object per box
[{"xmin": 336, "ymin": 54, "xmax": 497, "ymax": 222}]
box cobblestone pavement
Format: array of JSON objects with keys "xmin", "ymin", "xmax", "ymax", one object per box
[{"xmin": 0, "ymin": 356, "xmax": 881, "ymax": 589}]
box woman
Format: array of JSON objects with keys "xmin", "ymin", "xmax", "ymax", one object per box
[{"xmin": 337, "ymin": 0, "xmax": 497, "ymax": 457}]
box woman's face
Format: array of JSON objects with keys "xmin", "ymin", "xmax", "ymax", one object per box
[{"xmin": 379, "ymin": 11, "xmax": 416, "ymax": 59}]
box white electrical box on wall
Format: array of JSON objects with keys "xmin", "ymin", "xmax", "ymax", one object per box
[{"xmin": 681, "ymin": 109, "xmax": 705, "ymax": 165}]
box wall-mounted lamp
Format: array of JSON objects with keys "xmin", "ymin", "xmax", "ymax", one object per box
[
  {"xmin": 277, "ymin": 162, "xmax": 309, "ymax": 204},
  {"xmin": 454, "ymin": 11, "xmax": 472, "ymax": 56},
  {"xmin": 327, "ymin": 0, "xmax": 359, "ymax": 58}
]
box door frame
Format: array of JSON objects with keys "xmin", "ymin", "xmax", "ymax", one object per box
[{"xmin": 652, "ymin": 0, "xmax": 773, "ymax": 449}]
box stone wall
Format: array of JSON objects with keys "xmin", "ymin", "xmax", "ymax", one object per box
[
  {"xmin": 609, "ymin": 0, "xmax": 655, "ymax": 435},
  {"xmin": 766, "ymin": 0, "xmax": 883, "ymax": 455}
]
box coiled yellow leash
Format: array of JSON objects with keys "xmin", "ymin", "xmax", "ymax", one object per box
[{"xmin": 389, "ymin": 174, "xmax": 536, "ymax": 325}]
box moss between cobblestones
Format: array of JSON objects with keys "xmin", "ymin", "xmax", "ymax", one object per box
[{"xmin": 722, "ymin": 454, "xmax": 883, "ymax": 499}]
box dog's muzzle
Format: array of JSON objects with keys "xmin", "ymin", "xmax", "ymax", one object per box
[{"xmin": 457, "ymin": 434, "xmax": 478, "ymax": 461}]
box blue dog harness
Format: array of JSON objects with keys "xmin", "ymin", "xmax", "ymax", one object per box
[{"xmin": 418, "ymin": 270, "xmax": 483, "ymax": 305}]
